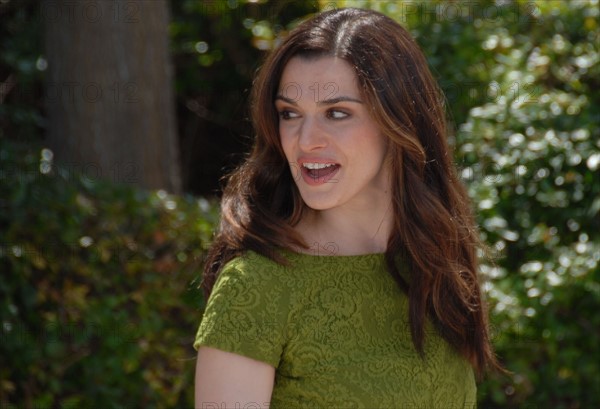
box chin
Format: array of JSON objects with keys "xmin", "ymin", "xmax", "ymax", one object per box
[{"xmin": 300, "ymin": 195, "xmax": 339, "ymax": 211}]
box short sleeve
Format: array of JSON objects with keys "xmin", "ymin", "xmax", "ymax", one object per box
[{"xmin": 193, "ymin": 256, "xmax": 289, "ymax": 368}]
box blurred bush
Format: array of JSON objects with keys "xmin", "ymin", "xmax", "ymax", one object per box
[
  {"xmin": 0, "ymin": 140, "xmax": 218, "ymax": 406},
  {"xmin": 1, "ymin": 0, "xmax": 599, "ymax": 408}
]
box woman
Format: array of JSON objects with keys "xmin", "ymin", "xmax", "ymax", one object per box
[{"xmin": 194, "ymin": 7, "xmax": 502, "ymax": 408}]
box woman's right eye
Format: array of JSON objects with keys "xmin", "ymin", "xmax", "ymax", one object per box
[{"xmin": 278, "ymin": 110, "xmax": 299, "ymax": 120}]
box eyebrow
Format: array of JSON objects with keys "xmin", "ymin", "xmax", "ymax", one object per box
[{"xmin": 274, "ymin": 94, "xmax": 363, "ymax": 106}]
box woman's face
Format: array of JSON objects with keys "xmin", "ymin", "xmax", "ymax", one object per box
[{"xmin": 276, "ymin": 56, "xmax": 391, "ymax": 212}]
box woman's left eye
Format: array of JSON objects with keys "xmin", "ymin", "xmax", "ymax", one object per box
[
  {"xmin": 279, "ymin": 110, "xmax": 299, "ymax": 120},
  {"xmin": 326, "ymin": 109, "xmax": 349, "ymax": 120}
]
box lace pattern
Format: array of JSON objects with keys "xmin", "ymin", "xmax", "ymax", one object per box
[{"xmin": 194, "ymin": 250, "xmax": 476, "ymax": 408}]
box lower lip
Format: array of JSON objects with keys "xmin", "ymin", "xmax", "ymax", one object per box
[{"xmin": 300, "ymin": 165, "xmax": 341, "ymax": 186}]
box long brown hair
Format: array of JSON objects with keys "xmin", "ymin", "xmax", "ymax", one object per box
[{"xmin": 201, "ymin": 7, "xmax": 502, "ymax": 377}]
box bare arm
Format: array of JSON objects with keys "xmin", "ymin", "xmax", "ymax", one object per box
[{"xmin": 195, "ymin": 346, "xmax": 275, "ymax": 409}]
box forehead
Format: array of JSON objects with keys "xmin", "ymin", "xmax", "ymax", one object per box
[{"xmin": 278, "ymin": 56, "xmax": 359, "ymax": 95}]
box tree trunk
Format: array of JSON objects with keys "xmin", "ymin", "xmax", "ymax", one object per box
[{"xmin": 44, "ymin": 0, "xmax": 181, "ymax": 193}]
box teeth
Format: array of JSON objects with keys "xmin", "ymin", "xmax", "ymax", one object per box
[{"xmin": 303, "ymin": 163, "xmax": 336, "ymax": 170}]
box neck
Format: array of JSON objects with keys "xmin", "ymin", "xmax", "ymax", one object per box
[{"xmin": 297, "ymin": 196, "xmax": 394, "ymax": 256}]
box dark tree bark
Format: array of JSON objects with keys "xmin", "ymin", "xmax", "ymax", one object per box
[{"xmin": 44, "ymin": 0, "xmax": 181, "ymax": 193}]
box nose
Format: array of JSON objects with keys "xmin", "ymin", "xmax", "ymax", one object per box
[{"xmin": 298, "ymin": 116, "xmax": 327, "ymax": 151}]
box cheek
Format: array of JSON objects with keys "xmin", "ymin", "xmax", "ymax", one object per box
[
  {"xmin": 359, "ymin": 132, "xmax": 388, "ymax": 170},
  {"xmin": 369, "ymin": 130, "xmax": 388, "ymax": 156},
  {"xmin": 356, "ymin": 127, "xmax": 386, "ymax": 152},
  {"xmin": 378, "ymin": 137, "xmax": 389, "ymax": 159},
  {"xmin": 279, "ymin": 132, "xmax": 293, "ymax": 160}
]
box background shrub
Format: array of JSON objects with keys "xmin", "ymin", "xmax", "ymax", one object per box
[{"xmin": 0, "ymin": 140, "xmax": 218, "ymax": 406}]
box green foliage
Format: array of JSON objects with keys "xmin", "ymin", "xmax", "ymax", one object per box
[
  {"xmin": 0, "ymin": 140, "xmax": 218, "ymax": 407},
  {"xmin": 455, "ymin": 2, "xmax": 600, "ymax": 407}
]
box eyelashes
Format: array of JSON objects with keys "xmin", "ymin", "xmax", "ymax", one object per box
[
  {"xmin": 277, "ymin": 109, "xmax": 350, "ymax": 121},
  {"xmin": 326, "ymin": 109, "xmax": 349, "ymax": 120},
  {"xmin": 278, "ymin": 110, "xmax": 299, "ymax": 120}
]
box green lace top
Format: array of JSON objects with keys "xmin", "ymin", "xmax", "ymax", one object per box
[{"xmin": 194, "ymin": 249, "xmax": 477, "ymax": 408}]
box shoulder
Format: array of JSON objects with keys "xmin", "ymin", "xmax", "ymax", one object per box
[
  {"xmin": 200, "ymin": 249, "xmax": 295, "ymax": 325},
  {"xmin": 195, "ymin": 251, "xmax": 293, "ymax": 367},
  {"xmin": 211, "ymin": 249, "xmax": 291, "ymax": 296},
  {"xmin": 227, "ymin": 249, "xmax": 285, "ymax": 271},
  {"xmin": 219, "ymin": 249, "xmax": 287, "ymax": 277}
]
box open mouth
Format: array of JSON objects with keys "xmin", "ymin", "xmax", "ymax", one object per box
[{"xmin": 302, "ymin": 162, "xmax": 341, "ymax": 181}]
